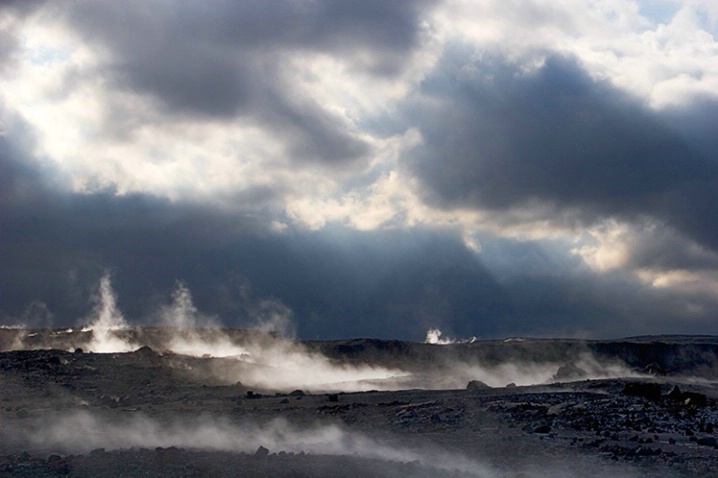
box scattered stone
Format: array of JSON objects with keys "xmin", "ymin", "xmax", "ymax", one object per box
[
  {"xmin": 547, "ymin": 402, "xmax": 568, "ymax": 416},
  {"xmin": 683, "ymin": 392, "xmax": 707, "ymax": 407},
  {"xmin": 279, "ymin": 398, "xmax": 290, "ymax": 404},
  {"xmin": 99, "ymin": 395, "xmax": 118, "ymax": 408},
  {"xmin": 467, "ymin": 380, "xmax": 491, "ymax": 390},
  {"xmin": 505, "ymin": 383, "xmax": 517, "ymax": 388},
  {"xmin": 697, "ymin": 437, "xmax": 717, "ymax": 447},
  {"xmin": 289, "ymin": 390, "xmax": 305, "ymax": 398},
  {"xmin": 47, "ymin": 454, "xmax": 69, "ymax": 474},
  {"xmin": 255, "ymin": 446, "xmax": 269, "ymax": 458},
  {"xmin": 73, "ymin": 348, "xmax": 83, "ymax": 354},
  {"xmin": 533, "ymin": 424, "xmax": 551, "ymax": 434},
  {"xmin": 16, "ymin": 452, "xmax": 31, "ymax": 463},
  {"xmin": 635, "ymin": 446, "xmax": 662, "ymax": 456},
  {"xmin": 327, "ymin": 393, "xmax": 339, "ymax": 403}
]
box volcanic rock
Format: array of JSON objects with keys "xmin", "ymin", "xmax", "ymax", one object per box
[
  {"xmin": 466, "ymin": 380, "xmax": 491, "ymax": 390},
  {"xmin": 3, "ymin": 330, "xmax": 718, "ymax": 477},
  {"xmin": 666, "ymin": 385, "xmax": 682, "ymax": 400},
  {"xmin": 682, "ymin": 392, "xmax": 707, "ymax": 407},
  {"xmin": 533, "ymin": 424, "xmax": 551, "ymax": 434},
  {"xmin": 134, "ymin": 346, "xmax": 156, "ymax": 358},
  {"xmin": 621, "ymin": 382, "xmax": 661, "ymax": 401},
  {"xmin": 697, "ymin": 437, "xmax": 717, "ymax": 447},
  {"xmin": 553, "ymin": 362, "xmax": 587, "ymax": 381}
]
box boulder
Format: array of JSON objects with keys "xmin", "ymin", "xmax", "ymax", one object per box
[
  {"xmin": 466, "ymin": 380, "xmax": 491, "ymax": 390},
  {"xmin": 133, "ymin": 346, "xmax": 156, "ymax": 358},
  {"xmin": 99, "ymin": 395, "xmax": 118, "ymax": 408},
  {"xmin": 254, "ymin": 446, "xmax": 269, "ymax": 458},
  {"xmin": 697, "ymin": 437, "xmax": 717, "ymax": 447},
  {"xmin": 666, "ymin": 385, "xmax": 682, "ymax": 400},
  {"xmin": 552, "ymin": 363, "xmax": 587, "ymax": 382}
]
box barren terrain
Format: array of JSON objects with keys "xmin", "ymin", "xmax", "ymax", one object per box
[{"xmin": 1, "ymin": 328, "xmax": 717, "ymax": 477}]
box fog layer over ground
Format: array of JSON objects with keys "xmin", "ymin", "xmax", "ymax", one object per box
[
  {"xmin": 2, "ymin": 276, "xmax": 647, "ymax": 392},
  {"xmin": 24, "ymin": 413, "xmax": 498, "ymax": 476}
]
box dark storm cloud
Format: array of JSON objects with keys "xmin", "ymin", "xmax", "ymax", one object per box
[
  {"xmin": 3, "ymin": 125, "xmax": 716, "ymax": 339},
  {"xmin": 2, "ymin": 104, "xmax": 716, "ymax": 339},
  {"xmin": 4, "ymin": 2, "xmax": 718, "ymax": 340},
  {"xmin": 50, "ymin": 0, "xmax": 432, "ymax": 164},
  {"xmin": 4, "ymin": 122, "xmax": 713, "ymax": 340},
  {"xmin": 0, "ymin": 113, "xmax": 509, "ymax": 339},
  {"xmin": 618, "ymin": 221, "xmax": 718, "ymax": 273},
  {"xmin": 406, "ymin": 51, "xmax": 718, "ymax": 250},
  {"xmin": 469, "ymin": 235, "xmax": 716, "ymax": 338}
]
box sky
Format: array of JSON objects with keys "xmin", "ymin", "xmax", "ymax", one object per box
[{"xmin": 1, "ymin": 0, "xmax": 717, "ymax": 340}]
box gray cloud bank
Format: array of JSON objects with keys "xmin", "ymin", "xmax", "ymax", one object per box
[
  {"xmin": 60, "ymin": 0, "xmax": 434, "ymax": 165},
  {"xmin": 408, "ymin": 51, "xmax": 718, "ymax": 245},
  {"xmin": 3, "ymin": 131, "xmax": 712, "ymax": 339},
  {"xmin": 2, "ymin": 1, "xmax": 718, "ymax": 339}
]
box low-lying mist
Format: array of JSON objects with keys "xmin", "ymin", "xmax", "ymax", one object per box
[
  {"xmin": 15, "ymin": 411, "xmax": 645, "ymax": 478},
  {"xmin": 4, "ymin": 274, "xmax": 646, "ymax": 392},
  {"xmin": 25, "ymin": 412, "xmax": 489, "ymax": 473}
]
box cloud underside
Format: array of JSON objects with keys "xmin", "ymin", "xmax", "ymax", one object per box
[{"xmin": 1, "ymin": 0, "xmax": 718, "ymax": 339}]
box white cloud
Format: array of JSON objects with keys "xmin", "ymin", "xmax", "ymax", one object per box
[
  {"xmin": 431, "ymin": 0, "xmax": 718, "ymax": 109},
  {"xmin": 572, "ymin": 220, "xmax": 633, "ymax": 272},
  {"xmin": 3, "ymin": 2, "xmax": 717, "ymax": 281},
  {"xmin": 4, "ymin": 1, "xmax": 716, "ymax": 216},
  {"xmin": 572, "ymin": 219, "xmax": 718, "ymax": 313}
]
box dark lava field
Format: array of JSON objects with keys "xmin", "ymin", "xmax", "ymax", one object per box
[{"xmin": 1, "ymin": 327, "xmax": 717, "ymax": 477}]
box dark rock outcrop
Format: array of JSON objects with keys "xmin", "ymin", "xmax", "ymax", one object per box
[
  {"xmin": 621, "ymin": 382, "xmax": 661, "ymax": 401},
  {"xmin": 467, "ymin": 380, "xmax": 491, "ymax": 390}
]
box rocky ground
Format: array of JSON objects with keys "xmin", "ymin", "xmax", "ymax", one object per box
[{"xmin": 0, "ymin": 329, "xmax": 717, "ymax": 477}]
